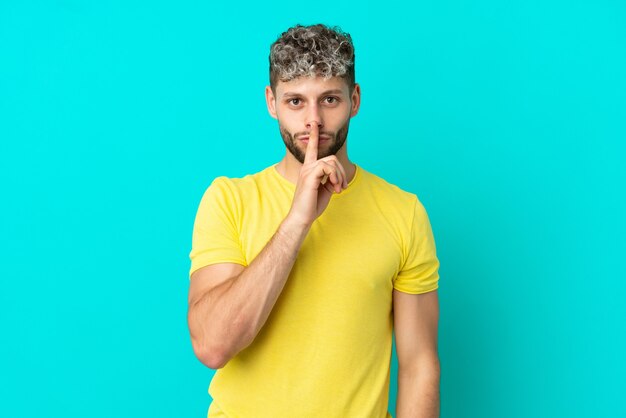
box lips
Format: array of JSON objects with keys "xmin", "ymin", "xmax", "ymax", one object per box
[{"xmin": 299, "ymin": 136, "xmax": 331, "ymax": 141}]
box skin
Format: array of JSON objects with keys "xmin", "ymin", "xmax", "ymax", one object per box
[
  {"xmin": 267, "ymin": 75, "xmax": 440, "ymax": 418},
  {"xmin": 265, "ymin": 75, "xmax": 361, "ymax": 194},
  {"xmin": 187, "ymin": 76, "xmax": 361, "ymax": 370},
  {"xmin": 188, "ymin": 73, "xmax": 440, "ymax": 417}
]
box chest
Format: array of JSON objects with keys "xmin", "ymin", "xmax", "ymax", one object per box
[{"xmin": 238, "ymin": 193, "xmax": 403, "ymax": 305}]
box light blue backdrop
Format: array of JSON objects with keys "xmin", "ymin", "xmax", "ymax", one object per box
[{"xmin": 1, "ymin": 1, "xmax": 624, "ymax": 417}]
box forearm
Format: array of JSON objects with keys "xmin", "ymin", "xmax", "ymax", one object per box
[
  {"xmin": 188, "ymin": 216, "xmax": 310, "ymax": 367},
  {"xmin": 396, "ymin": 361, "xmax": 441, "ymax": 418}
]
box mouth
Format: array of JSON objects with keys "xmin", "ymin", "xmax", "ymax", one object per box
[{"xmin": 299, "ymin": 136, "xmax": 331, "ymax": 142}]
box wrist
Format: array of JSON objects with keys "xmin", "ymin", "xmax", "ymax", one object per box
[{"xmin": 279, "ymin": 214, "xmax": 311, "ymax": 240}]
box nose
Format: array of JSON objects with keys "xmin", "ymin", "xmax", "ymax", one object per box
[{"xmin": 305, "ymin": 104, "xmax": 323, "ymax": 131}]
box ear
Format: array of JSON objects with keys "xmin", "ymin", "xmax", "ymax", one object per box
[
  {"xmin": 265, "ymin": 86, "xmax": 278, "ymax": 119},
  {"xmin": 350, "ymin": 83, "xmax": 361, "ymax": 118}
]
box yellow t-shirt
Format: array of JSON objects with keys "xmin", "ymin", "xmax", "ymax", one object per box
[{"xmin": 189, "ymin": 163, "xmax": 440, "ymax": 418}]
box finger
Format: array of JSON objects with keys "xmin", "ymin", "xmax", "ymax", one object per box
[
  {"xmin": 322, "ymin": 170, "xmax": 340, "ymax": 193},
  {"xmin": 336, "ymin": 161, "xmax": 347, "ymax": 189},
  {"xmin": 316, "ymin": 161, "xmax": 340, "ymax": 191},
  {"xmin": 323, "ymin": 181, "xmax": 334, "ymax": 194},
  {"xmin": 321, "ymin": 162, "xmax": 341, "ymax": 193},
  {"xmin": 303, "ymin": 123, "xmax": 319, "ymax": 165},
  {"xmin": 320, "ymin": 157, "xmax": 346, "ymax": 190},
  {"xmin": 328, "ymin": 164, "xmax": 342, "ymax": 193}
]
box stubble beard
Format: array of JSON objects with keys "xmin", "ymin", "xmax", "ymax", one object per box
[{"xmin": 279, "ymin": 120, "xmax": 350, "ymax": 164}]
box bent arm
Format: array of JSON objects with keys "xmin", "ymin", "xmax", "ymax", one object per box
[{"xmin": 187, "ymin": 217, "xmax": 310, "ymax": 369}]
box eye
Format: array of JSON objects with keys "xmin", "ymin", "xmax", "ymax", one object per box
[
  {"xmin": 324, "ymin": 96, "xmax": 340, "ymax": 104},
  {"xmin": 287, "ymin": 98, "xmax": 301, "ymax": 106}
]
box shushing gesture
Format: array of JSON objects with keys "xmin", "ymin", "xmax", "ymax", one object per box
[{"xmin": 286, "ymin": 123, "xmax": 348, "ymax": 228}]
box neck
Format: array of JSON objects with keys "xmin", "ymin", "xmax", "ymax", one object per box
[{"xmin": 275, "ymin": 143, "xmax": 356, "ymax": 186}]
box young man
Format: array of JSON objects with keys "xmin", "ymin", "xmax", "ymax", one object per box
[{"xmin": 187, "ymin": 24, "xmax": 441, "ymax": 418}]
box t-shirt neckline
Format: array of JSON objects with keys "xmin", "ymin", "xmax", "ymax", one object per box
[{"xmin": 270, "ymin": 162, "xmax": 362, "ymax": 198}]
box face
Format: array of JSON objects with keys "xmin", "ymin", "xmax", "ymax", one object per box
[{"xmin": 265, "ymin": 75, "xmax": 360, "ymax": 164}]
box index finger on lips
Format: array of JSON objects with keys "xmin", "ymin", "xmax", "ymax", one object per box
[{"xmin": 303, "ymin": 123, "xmax": 319, "ymax": 165}]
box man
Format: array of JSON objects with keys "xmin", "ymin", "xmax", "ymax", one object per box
[{"xmin": 187, "ymin": 23, "xmax": 441, "ymax": 418}]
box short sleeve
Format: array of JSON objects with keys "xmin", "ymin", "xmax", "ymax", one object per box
[
  {"xmin": 188, "ymin": 177, "xmax": 247, "ymax": 279},
  {"xmin": 393, "ymin": 197, "xmax": 440, "ymax": 294}
]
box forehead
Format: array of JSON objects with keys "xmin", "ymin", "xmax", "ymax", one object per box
[{"xmin": 275, "ymin": 75, "xmax": 349, "ymax": 97}]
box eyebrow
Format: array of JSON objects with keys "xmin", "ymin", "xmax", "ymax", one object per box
[{"xmin": 282, "ymin": 89, "xmax": 345, "ymax": 98}]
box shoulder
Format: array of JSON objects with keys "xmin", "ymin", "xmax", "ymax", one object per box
[
  {"xmin": 358, "ymin": 165, "xmax": 420, "ymax": 209},
  {"xmin": 355, "ymin": 166, "xmax": 437, "ymax": 240},
  {"xmin": 205, "ymin": 165, "xmax": 274, "ymax": 197},
  {"xmin": 196, "ymin": 167, "xmax": 274, "ymax": 221}
]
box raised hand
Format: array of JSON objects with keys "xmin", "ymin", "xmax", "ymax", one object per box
[{"xmin": 285, "ymin": 123, "xmax": 348, "ymax": 228}]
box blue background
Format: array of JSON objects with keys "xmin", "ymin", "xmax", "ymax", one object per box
[{"xmin": 1, "ymin": 1, "xmax": 624, "ymax": 417}]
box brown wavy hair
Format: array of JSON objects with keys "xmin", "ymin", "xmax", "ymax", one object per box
[{"xmin": 269, "ymin": 24, "xmax": 355, "ymax": 94}]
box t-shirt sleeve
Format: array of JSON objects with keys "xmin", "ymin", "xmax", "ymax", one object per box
[
  {"xmin": 393, "ymin": 196, "xmax": 440, "ymax": 294},
  {"xmin": 188, "ymin": 177, "xmax": 247, "ymax": 279}
]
